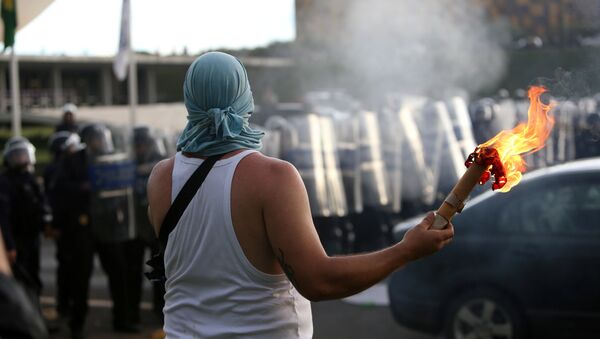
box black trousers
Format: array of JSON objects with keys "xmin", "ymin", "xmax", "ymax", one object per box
[
  {"xmin": 67, "ymin": 226, "xmax": 94, "ymax": 332},
  {"xmin": 13, "ymin": 237, "xmax": 42, "ymax": 294},
  {"xmin": 61, "ymin": 225, "xmax": 131, "ymax": 332},
  {"xmin": 123, "ymin": 238, "xmax": 144, "ymax": 323},
  {"xmin": 123, "ymin": 238, "xmax": 165, "ymax": 323},
  {"xmin": 96, "ymin": 241, "xmax": 130, "ymax": 328},
  {"xmin": 55, "ymin": 224, "xmax": 72, "ymax": 317},
  {"xmin": 12, "ymin": 237, "xmax": 43, "ymax": 316}
]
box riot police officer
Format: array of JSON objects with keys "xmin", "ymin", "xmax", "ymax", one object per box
[
  {"xmin": 0, "ymin": 174, "xmax": 15, "ymax": 266},
  {"xmin": 56, "ymin": 103, "xmax": 79, "ymax": 133},
  {"xmin": 125, "ymin": 126, "xmax": 167, "ymax": 324},
  {"xmin": 53, "ymin": 124, "xmax": 137, "ymax": 338},
  {"xmin": 470, "ymin": 98, "xmax": 498, "ymax": 144},
  {"xmin": 2, "ymin": 137, "xmax": 52, "ymax": 307},
  {"xmin": 575, "ymin": 113, "xmax": 600, "ymax": 158},
  {"xmin": 44, "ymin": 131, "xmax": 82, "ymax": 319}
]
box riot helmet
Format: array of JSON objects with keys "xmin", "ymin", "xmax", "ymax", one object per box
[
  {"xmin": 470, "ymin": 98, "xmax": 496, "ymax": 123},
  {"xmin": 49, "ymin": 131, "xmax": 83, "ymax": 157},
  {"xmin": 63, "ymin": 103, "xmax": 78, "ymax": 114},
  {"xmin": 56, "ymin": 103, "xmax": 79, "ymax": 133},
  {"xmin": 80, "ymin": 124, "xmax": 114, "ymax": 156},
  {"xmin": 3, "ymin": 136, "xmax": 36, "ymax": 171},
  {"xmin": 133, "ymin": 126, "xmax": 167, "ymax": 163},
  {"xmin": 497, "ymin": 88, "xmax": 510, "ymax": 99},
  {"xmin": 587, "ymin": 113, "xmax": 600, "ymax": 132}
]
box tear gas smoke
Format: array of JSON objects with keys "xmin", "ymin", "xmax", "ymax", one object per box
[{"xmin": 299, "ymin": 0, "xmax": 508, "ymax": 101}]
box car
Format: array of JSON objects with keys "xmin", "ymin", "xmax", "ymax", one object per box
[{"xmin": 388, "ymin": 158, "xmax": 600, "ymax": 339}]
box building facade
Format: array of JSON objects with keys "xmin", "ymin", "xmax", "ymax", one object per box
[{"xmin": 0, "ymin": 54, "xmax": 293, "ymax": 113}]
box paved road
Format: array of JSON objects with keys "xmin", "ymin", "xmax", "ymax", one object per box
[{"xmin": 40, "ymin": 238, "xmax": 434, "ymax": 339}]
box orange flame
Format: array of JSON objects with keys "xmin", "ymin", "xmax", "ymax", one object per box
[{"xmin": 480, "ymin": 86, "xmax": 555, "ymax": 192}]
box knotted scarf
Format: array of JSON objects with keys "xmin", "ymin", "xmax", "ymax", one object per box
[{"xmin": 177, "ymin": 52, "xmax": 264, "ymax": 156}]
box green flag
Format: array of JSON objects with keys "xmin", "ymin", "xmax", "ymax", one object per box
[{"xmin": 1, "ymin": 0, "xmax": 16, "ymax": 50}]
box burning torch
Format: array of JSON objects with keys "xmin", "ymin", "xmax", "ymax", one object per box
[{"xmin": 432, "ymin": 86, "xmax": 555, "ymax": 229}]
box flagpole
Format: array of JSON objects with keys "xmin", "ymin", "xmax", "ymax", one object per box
[
  {"xmin": 125, "ymin": 0, "xmax": 137, "ymax": 240},
  {"xmin": 127, "ymin": 26, "xmax": 137, "ymax": 130},
  {"xmin": 9, "ymin": 47, "xmax": 21, "ymax": 136}
]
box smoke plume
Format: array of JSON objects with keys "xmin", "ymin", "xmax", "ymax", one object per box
[{"xmin": 300, "ymin": 0, "xmax": 508, "ymax": 101}]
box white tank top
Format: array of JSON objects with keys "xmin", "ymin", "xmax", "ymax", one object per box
[{"xmin": 163, "ymin": 150, "xmax": 313, "ymax": 338}]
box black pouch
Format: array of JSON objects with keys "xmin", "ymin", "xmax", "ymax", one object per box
[{"xmin": 144, "ymin": 252, "xmax": 166, "ymax": 283}]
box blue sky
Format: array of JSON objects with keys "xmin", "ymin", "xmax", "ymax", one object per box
[{"xmin": 15, "ymin": 0, "xmax": 296, "ymax": 56}]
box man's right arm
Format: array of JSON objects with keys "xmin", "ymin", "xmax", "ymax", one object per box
[{"xmin": 262, "ymin": 160, "xmax": 454, "ymax": 301}]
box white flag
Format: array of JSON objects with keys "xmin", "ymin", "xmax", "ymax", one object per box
[{"xmin": 113, "ymin": 0, "xmax": 130, "ymax": 81}]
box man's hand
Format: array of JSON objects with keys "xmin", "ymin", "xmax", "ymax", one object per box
[{"xmin": 400, "ymin": 212, "xmax": 454, "ymax": 262}]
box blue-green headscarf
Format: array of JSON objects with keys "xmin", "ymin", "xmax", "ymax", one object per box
[{"xmin": 176, "ymin": 52, "xmax": 264, "ymax": 156}]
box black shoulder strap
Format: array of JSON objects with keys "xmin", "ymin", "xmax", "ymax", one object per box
[{"xmin": 157, "ymin": 153, "xmax": 224, "ymax": 248}]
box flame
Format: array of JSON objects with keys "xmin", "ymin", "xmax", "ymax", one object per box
[{"xmin": 479, "ymin": 86, "xmax": 555, "ymax": 192}]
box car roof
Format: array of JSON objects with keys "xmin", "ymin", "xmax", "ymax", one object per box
[{"xmin": 393, "ymin": 157, "xmax": 600, "ymax": 235}]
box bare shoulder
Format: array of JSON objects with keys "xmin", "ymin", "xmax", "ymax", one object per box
[
  {"xmin": 240, "ymin": 152, "xmax": 303, "ymax": 188},
  {"xmin": 237, "ymin": 153, "xmax": 308, "ymax": 216},
  {"xmin": 148, "ymin": 157, "xmax": 175, "ymax": 186},
  {"xmin": 147, "ymin": 157, "xmax": 175, "ymax": 232}
]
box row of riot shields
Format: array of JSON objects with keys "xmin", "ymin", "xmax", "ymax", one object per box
[
  {"xmin": 469, "ymin": 95, "xmax": 593, "ymax": 171},
  {"xmin": 259, "ymin": 94, "xmax": 481, "ymax": 252},
  {"xmin": 83, "ymin": 90, "xmax": 596, "ymax": 252},
  {"xmin": 83, "ymin": 125, "xmax": 170, "ymax": 244}
]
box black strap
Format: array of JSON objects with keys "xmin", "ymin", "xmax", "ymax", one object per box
[
  {"xmin": 158, "ymin": 153, "xmax": 224, "ymax": 249},
  {"xmin": 145, "ymin": 153, "xmax": 224, "ymax": 283}
]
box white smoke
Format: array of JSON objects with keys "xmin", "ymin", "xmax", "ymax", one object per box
[{"xmin": 334, "ymin": 0, "xmax": 507, "ymax": 99}]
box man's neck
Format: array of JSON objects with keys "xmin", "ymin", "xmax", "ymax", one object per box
[{"xmin": 181, "ymin": 149, "xmax": 246, "ymax": 160}]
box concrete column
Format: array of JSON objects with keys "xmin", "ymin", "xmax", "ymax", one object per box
[
  {"xmin": 146, "ymin": 67, "xmax": 157, "ymax": 104},
  {"xmin": 51, "ymin": 66, "xmax": 63, "ymax": 107},
  {"xmin": 101, "ymin": 66, "xmax": 113, "ymax": 106},
  {"xmin": 10, "ymin": 50, "xmax": 21, "ymax": 136},
  {"xmin": 0, "ymin": 67, "xmax": 6, "ymax": 114}
]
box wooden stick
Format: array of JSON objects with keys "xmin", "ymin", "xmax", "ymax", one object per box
[{"xmin": 432, "ymin": 163, "xmax": 488, "ymax": 229}]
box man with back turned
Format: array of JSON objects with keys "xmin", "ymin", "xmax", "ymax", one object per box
[{"xmin": 147, "ymin": 52, "xmax": 454, "ymax": 338}]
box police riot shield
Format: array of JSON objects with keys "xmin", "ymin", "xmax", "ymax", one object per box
[
  {"xmin": 470, "ymin": 98, "xmax": 499, "ymax": 144},
  {"xmin": 88, "ymin": 152, "xmax": 136, "ymax": 243},
  {"xmin": 444, "ymin": 96, "xmax": 478, "ymax": 159},
  {"xmin": 357, "ymin": 111, "xmax": 390, "ymax": 209},
  {"xmin": 514, "ymin": 98, "xmax": 530, "ymax": 125},
  {"xmin": 330, "ymin": 112, "xmax": 363, "ymax": 214},
  {"xmin": 305, "ymin": 92, "xmax": 363, "ymax": 215},
  {"xmin": 378, "ymin": 106, "xmax": 403, "ymax": 213},
  {"xmin": 133, "ymin": 126, "xmax": 168, "ymax": 243},
  {"xmin": 578, "ymin": 97, "xmax": 596, "ymax": 117},
  {"xmin": 496, "ymin": 98, "xmax": 519, "ymax": 132},
  {"xmin": 424, "ymin": 101, "xmax": 468, "ymax": 196},
  {"xmin": 319, "ymin": 116, "xmax": 348, "ymax": 217},
  {"xmin": 396, "ymin": 97, "xmax": 442, "ymax": 205},
  {"xmin": 551, "ymin": 100, "xmax": 577, "ymax": 165},
  {"xmin": 266, "ymin": 114, "xmax": 348, "ymax": 218}
]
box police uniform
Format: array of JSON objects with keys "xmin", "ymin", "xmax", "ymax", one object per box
[
  {"xmin": 45, "ymin": 131, "xmax": 81, "ymax": 318},
  {"xmin": 3, "ymin": 137, "xmax": 51, "ymax": 290},
  {"xmin": 54, "ymin": 141, "xmax": 134, "ymax": 335},
  {"xmin": 0, "ymin": 175, "xmax": 15, "ymax": 256},
  {"xmin": 125, "ymin": 127, "xmax": 167, "ymax": 323}
]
